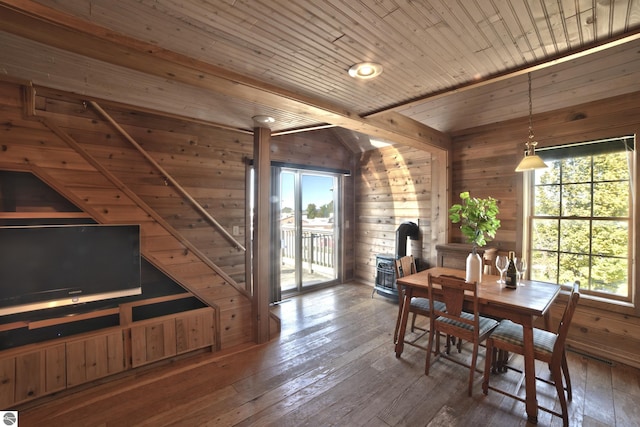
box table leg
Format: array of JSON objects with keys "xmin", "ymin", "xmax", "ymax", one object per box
[
  {"xmin": 522, "ymin": 322, "xmax": 538, "ymax": 423},
  {"xmin": 543, "ymin": 311, "xmax": 552, "ymax": 331},
  {"xmin": 394, "ymin": 287, "xmax": 412, "ymax": 357}
]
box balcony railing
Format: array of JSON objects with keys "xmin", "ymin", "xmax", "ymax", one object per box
[{"xmin": 281, "ymin": 227, "xmax": 335, "ymax": 274}]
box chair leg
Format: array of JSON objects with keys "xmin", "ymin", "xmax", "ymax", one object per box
[
  {"xmin": 482, "ymin": 339, "xmax": 494, "ymax": 394},
  {"xmin": 468, "ymin": 341, "xmax": 478, "ymax": 396},
  {"xmin": 550, "ymin": 361, "xmax": 569, "ymax": 427},
  {"xmin": 425, "ymin": 327, "xmax": 436, "ymax": 375},
  {"xmin": 561, "ymin": 351, "xmax": 572, "ymax": 401},
  {"xmin": 410, "ymin": 312, "xmax": 418, "ymax": 332}
]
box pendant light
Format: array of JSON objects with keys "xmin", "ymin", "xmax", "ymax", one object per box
[{"xmin": 515, "ymin": 73, "xmax": 548, "ymax": 172}]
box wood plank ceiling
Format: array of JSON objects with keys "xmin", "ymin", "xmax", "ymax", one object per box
[{"xmin": 0, "ymin": 0, "xmax": 639, "ymax": 152}]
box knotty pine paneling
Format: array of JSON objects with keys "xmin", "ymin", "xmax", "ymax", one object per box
[
  {"xmin": 0, "ymin": 77, "xmax": 24, "ymax": 108},
  {"xmin": 271, "ymin": 130, "xmax": 353, "ymax": 172},
  {"xmin": 2, "ymin": 80, "xmax": 359, "ymax": 353},
  {"xmin": 41, "ymin": 98, "xmax": 251, "ymax": 286},
  {"xmin": 355, "ymin": 144, "xmax": 433, "ymax": 285},
  {"xmin": 451, "ymin": 90, "xmax": 640, "ymax": 368},
  {"xmin": 0, "ymin": 80, "xmax": 251, "ymax": 352}
]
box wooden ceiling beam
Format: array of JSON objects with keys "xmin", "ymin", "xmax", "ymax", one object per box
[{"xmin": 0, "ymin": 0, "xmax": 450, "ymax": 152}]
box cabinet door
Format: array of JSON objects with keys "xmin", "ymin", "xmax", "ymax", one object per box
[
  {"xmin": 176, "ymin": 309, "xmax": 215, "ymax": 354},
  {"xmin": 0, "ymin": 357, "xmax": 15, "ymax": 408},
  {"xmin": 66, "ymin": 332, "xmax": 125, "ymax": 387},
  {"xmin": 45, "ymin": 344, "xmax": 66, "ymax": 393},
  {"xmin": 15, "ymin": 351, "xmax": 42, "ymax": 403},
  {"xmin": 130, "ymin": 319, "xmax": 176, "ymax": 368},
  {"xmin": 0, "ymin": 345, "xmax": 66, "ymax": 406}
]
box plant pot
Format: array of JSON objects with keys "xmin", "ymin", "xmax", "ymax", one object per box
[{"xmin": 466, "ymin": 251, "xmax": 483, "ymax": 283}]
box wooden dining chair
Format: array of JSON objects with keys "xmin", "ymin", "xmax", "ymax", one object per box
[
  {"xmin": 393, "ymin": 256, "xmax": 446, "ymax": 348},
  {"xmin": 425, "ymin": 273, "xmax": 499, "ymax": 396},
  {"xmin": 482, "ymin": 255, "xmax": 494, "ymax": 276},
  {"xmin": 482, "ymin": 282, "xmax": 581, "ymax": 427}
]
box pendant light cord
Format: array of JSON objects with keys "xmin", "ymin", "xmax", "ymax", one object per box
[{"xmin": 528, "ymin": 73, "xmax": 534, "ymax": 144}]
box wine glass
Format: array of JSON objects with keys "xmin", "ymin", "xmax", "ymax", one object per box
[
  {"xmin": 495, "ymin": 255, "xmax": 508, "ymax": 284},
  {"xmin": 515, "ymin": 257, "xmax": 527, "ymax": 283}
]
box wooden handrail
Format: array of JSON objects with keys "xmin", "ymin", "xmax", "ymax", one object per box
[
  {"xmin": 37, "ymin": 116, "xmax": 247, "ymax": 298},
  {"xmin": 89, "ymin": 101, "xmax": 246, "ymax": 252}
]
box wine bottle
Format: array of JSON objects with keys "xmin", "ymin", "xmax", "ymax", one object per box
[{"xmin": 506, "ymin": 251, "xmax": 518, "ymax": 288}]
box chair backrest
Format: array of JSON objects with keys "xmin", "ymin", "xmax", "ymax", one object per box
[
  {"xmin": 552, "ymin": 281, "xmax": 581, "ymax": 358},
  {"xmin": 482, "ymin": 256, "xmax": 494, "ymax": 276},
  {"xmin": 395, "ymin": 255, "xmax": 416, "ymax": 279},
  {"xmin": 427, "ymin": 273, "xmax": 478, "ymax": 333}
]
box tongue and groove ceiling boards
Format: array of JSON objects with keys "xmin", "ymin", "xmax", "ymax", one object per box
[{"xmin": 0, "ymin": 0, "xmax": 639, "ymax": 151}]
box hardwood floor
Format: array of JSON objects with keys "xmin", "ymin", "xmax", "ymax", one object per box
[{"xmin": 17, "ymin": 283, "xmax": 640, "ymax": 426}]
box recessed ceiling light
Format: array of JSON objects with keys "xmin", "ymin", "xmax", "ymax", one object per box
[
  {"xmin": 252, "ymin": 115, "xmax": 276, "ymax": 125},
  {"xmin": 348, "ymin": 62, "xmax": 383, "ymax": 79}
]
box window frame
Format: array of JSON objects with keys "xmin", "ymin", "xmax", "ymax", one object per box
[{"xmin": 522, "ymin": 136, "xmax": 639, "ymax": 315}]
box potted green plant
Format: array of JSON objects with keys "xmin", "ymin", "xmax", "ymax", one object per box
[{"xmin": 449, "ymin": 191, "xmax": 500, "ymax": 282}]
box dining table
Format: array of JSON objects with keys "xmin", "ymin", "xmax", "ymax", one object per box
[{"xmin": 394, "ymin": 266, "xmax": 561, "ymax": 423}]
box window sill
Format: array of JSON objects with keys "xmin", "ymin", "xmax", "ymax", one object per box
[{"xmin": 554, "ymin": 288, "xmax": 637, "ymax": 316}]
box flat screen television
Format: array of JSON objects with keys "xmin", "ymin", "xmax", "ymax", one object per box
[{"xmin": 0, "ymin": 224, "xmax": 141, "ymax": 316}]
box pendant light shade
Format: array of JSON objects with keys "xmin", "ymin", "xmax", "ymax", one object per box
[
  {"xmin": 515, "ymin": 151, "xmax": 548, "ymax": 172},
  {"xmin": 515, "ymin": 73, "xmax": 548, "ymax": 172}
]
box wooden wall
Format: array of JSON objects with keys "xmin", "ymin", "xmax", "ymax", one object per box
[
  {"xmin": 451, "ymin": 90, "xmax": 640, "ymax": 368},
  {"xmin": 270, "ymin": 131, "xmax": 352, "ymax": 171},
  {"xmin": 0, "ymin": 80, "xmax": 254, "ymax": 350},
  {"xmin": 354, "ymin": 145, "xmax": 434, "ymax": 284},
  {"xmin": 0, "ymin": 78, "xmax": 356, "ymax": 353},
  {"xmin": 0, "ymin": 78, "xmax": 360, "ymax": 404}
]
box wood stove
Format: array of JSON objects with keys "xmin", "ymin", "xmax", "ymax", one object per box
[
  {"xmin": 374, "ymin": 254, "xmax": 397, "ymax": 299},
  {"xmin": 373, "ymin": 221, "xmax": 421, "ymax": 300}
]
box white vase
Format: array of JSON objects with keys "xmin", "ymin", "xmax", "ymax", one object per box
[{"xmin": 466, "ymin": 252, "xmax": 483, "ymax": 283}]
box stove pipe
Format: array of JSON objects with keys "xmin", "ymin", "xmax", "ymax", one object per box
[{"xmin": 395, "ymin": 221, "xmax": 420, "ymax": 258}]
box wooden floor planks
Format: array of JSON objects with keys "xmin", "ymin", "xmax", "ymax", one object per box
[{"xmin": 16, "ymin": 283, "xmax": 640, "ymax": 426}]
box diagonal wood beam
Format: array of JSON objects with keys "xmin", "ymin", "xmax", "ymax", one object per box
[{"xmin": 0, "ymin": 0, "xmax": 450, "ymax": 152}]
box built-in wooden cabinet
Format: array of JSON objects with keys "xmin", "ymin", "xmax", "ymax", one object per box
[
  {"xmin": 0, "ymin": 170, "xmax": 219, "ymax": 407},
  {"xmin": 130, "ymin": 308, "xmax": 215, "ymax": 368},
  {"xmin": 0, "ymin": 307, "xmax": 216, "ymax": 407}
]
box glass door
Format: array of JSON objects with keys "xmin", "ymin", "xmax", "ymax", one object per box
[{"xmin": 279, "ymin": 169, "xmax": 338, "ymax": 294}]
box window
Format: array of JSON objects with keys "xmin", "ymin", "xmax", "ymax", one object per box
[{"xmin": 529, "ymin": 136, "xmax": 635, "ymax": 303}]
